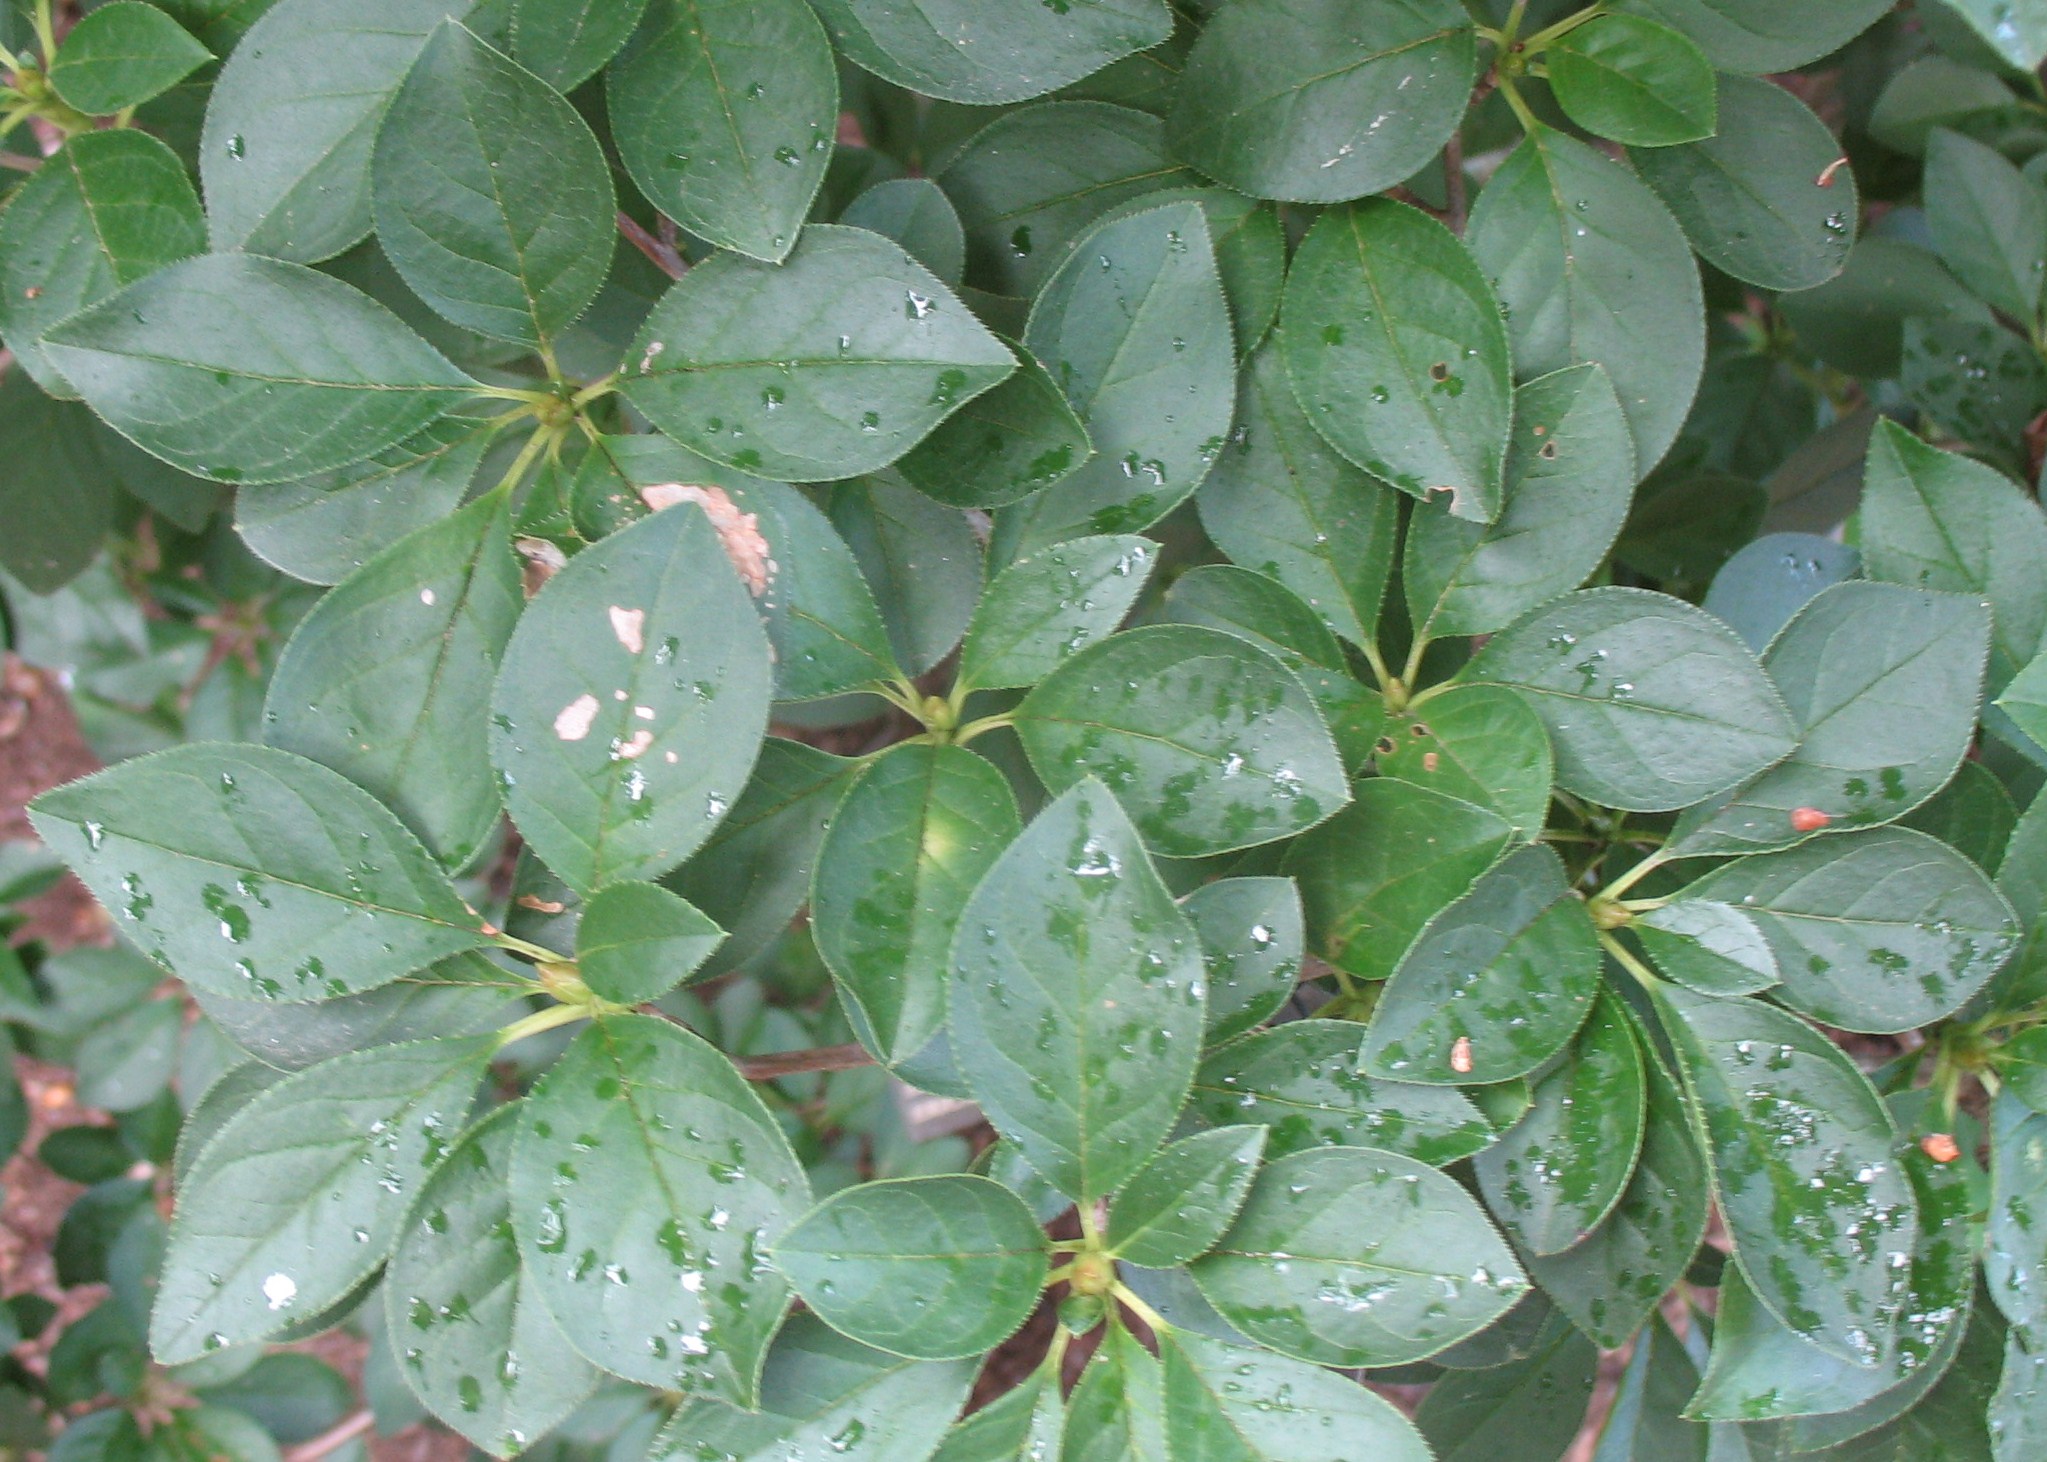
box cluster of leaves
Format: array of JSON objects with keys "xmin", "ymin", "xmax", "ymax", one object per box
[{"xmin": 14, "ymin": 0, "xmax": 2047, "ymax": 1458}]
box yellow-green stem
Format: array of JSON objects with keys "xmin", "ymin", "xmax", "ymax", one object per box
[{"xmin": 493, "ymin": 1002, "xmax": 590, "ymax": 1051}]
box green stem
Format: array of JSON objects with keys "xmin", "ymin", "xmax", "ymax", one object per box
[
  {"xmin": 1357, "ymin": 638, "xmax": 1395, "ymax": 692},
  {"xmin": 493, "ymin": 1002, "xmax": 590, "ymax": 1051},
  {"xmin": 1600, "ymin": 848, "xmax": 1669, "ymax": 903},
  {"xmin": 31, "ymin": 0, "xmax": 56, "ymax": 63},
  {"xmin": 492, "ymin": 931, "xmax": 570, "ymax": 966},
  {"xmin": 1498, "ymin": 0, "xmax": 1531, "ymax": 45},
  {"xmin": 1497, "ymin": 76, "xmax": 1542, "ymax": 135},
  {"xmin": 953, "ymin": 714, "xmax": 1014, "ymax": 746},
  {"xmin": 1598, "ymin": 930, "xmax": 1663, "ymax": 991},
  {"xmin": 1520, "ymin": 2, "xmax": 1604, "ymax": 55},
  {"xmin": 1400, "ymin": 634, "xmax": 1430, "ymax": 690},
  {"xmin": 1112, "ymin": 1283, "xmax": 1171, "ymax": 1336},
  {"xmin": 571, "ymin": 372, "xmax": 620, "ymax": 407},
  {"xmin": 489, "ymin": 427, "xmax": 556, "ymax": 501}
]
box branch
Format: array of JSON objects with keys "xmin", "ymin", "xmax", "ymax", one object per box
[
  {"xmin": 617, "ymin": 211, "xmax": 685, "ymax": 280},
  {"xmin": 736, "ymin": 1043, "xmax": 875, "ymax": 1081},
  {"xmin": 283, "ymin": 1410, "xmax": 375, "ymax": 1462},
  {"xmin": 0, "ymin": 151, "xmax": 40, "ymax": 173}
]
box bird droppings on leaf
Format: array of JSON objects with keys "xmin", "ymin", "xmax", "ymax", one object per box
[{"xmin": 640, "ymin": 483, "xmax": 776, "ymax": 596}]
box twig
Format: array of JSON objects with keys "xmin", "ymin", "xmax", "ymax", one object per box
[
  {"xmin": 617, "ymin": 211, "xmax": 685, "ymax": 280},
  {"xmin": 283, "ymin": 1409, "xmax": 375, "ymax": 1462},
  {"xmin": 736, "ymin": 1043, "xmax": 876, "ymax": 1081},
  {"xmin": 0, "ymin": 151, "xmax": 40, "ymax": 172}
]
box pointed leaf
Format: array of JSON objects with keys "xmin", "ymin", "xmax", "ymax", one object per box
[
  {"xmin": 1376, "ymin": 684, "xmax": 1553, "ymax": 840},
  {"xmin": 1548, "ymin": 14, "xmax": 1715, "ymax": 147},
  {"xmin": 841, "ymin": 179, "xmax": 967, "ymax": 285},
  {"xmin": 1926, "ymin": 126, "xmax": 2047, "ymax": 325},
  {"xmin": 1109, "ymin": 1125, "xmax": 1266, "ymax": 1269},
  {"xmin": 1989, "ymin": 1088, "xmax": 2047, "ymax": 1335},
  {"xmin": 1611, "ymin": 0, "xmax": 1891, "ymax": 72},
  {"xmin": 1160, "ymin": 1327, "xmax": 1433, "ymax": 1462},
  {"xmin": 1184, "ymin": 876, "xmax": 1303, "ymax": 1045},
  {"xmin": 894, "ymin": 340, "xmax": 1093, "ymax": 509},
  {"xmin": 1416, "ymin": 1317, "xmax": 1599, "ymax": 1462},
  {"xmin": 575, "ymin": 881, "xmax": 724, "ymax": 1004},
  {"xmin": 828, "ymin": 474, "xmax": 982, "ymax": 676},
  {"xmin": 503, "ymin": 0, "xmax": 649, "ymax": 91},
  {"xmin": 1632, "ymin": 901, "xmax": 1780, "ymax": 997},
  {"xmin": 48, "ymin": 2, "xmax": 212, "ymax": 114},
  {"xmin": 956, "ymin": 534, "xmax": 1158, "ymax": 692},
  {"xmin": 810, "ymin": 0, "xmax": 1170, "ymax": 105}
]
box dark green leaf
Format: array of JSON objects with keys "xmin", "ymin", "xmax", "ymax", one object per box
[
  {"xmin": 488, "ymin": 497, "xmax": 773, "ymax": 894},
  {"xmin": 772, "ymin": 1175, "xmax": 1048, "ymax": 1360},
  {"xmin": 1611, "ymin": 0, "xmax": 1892, "ymax": 72},
  {"xmin": 1280, "ymin": 199, "xmax": 1512, "ymax": 521},
  {"xmin": 1184, "ymin": 876, "xmax": 1303, "ymax": 1044},
  {"xmin": 0, "ymin": 373, "xmax": 116, "ymax": 592},
  {"xmin": 893, "ymin": 340, "xmax": 1093, "ymax": 509},
  {"xmin": 504, "ymin": 0, "xmax": 648, "ymax": 91},
  {"xmin": 1593, "ymin": 1313, "xmax": 1710, "ymax": 1461},
  {"xmin": 1900, "ymin": 315, "xmax": 2047, "ymax": 452},
  {"xmin": 1989, "ymin": 1089, "xmax": 2047, "ymax": 1334},
  {"xmin": 606, "ymin": 0, "xmax": 836, "ymax": 262},
  {"xmin": 1549, "ymin": 14, "xmax": 1716, "ymax": 147},
  {"xmin": 812, "ymin": 0, "xmax": 1171, "ymax": 105},
  {"xmin": 511, "ymin": 1015, "xmax": 807, "ymax": 1402},
  {"xmin": 1084, "ymin": 184, "xmax": 1288, "ymax": 354},
  {"xmin": 1192, "ymin": 1145, "xmax": 1527, "ymax": 1367},
  {"xmin": 1632, "ymin": 901, "xmax": 1780, "ymax": 996},
  {"xmin": 264, "ymin": 492, "xmax": 521, "ymax": 869},
  {"xmin": 1013, "ymin": 624, "xmax": 1350, "ymax": 857},
  {"xmin": 956, "ymin": 534, "xmax": 1158, "ymax": 693},
  {"xmin": 1416, "ymin": 1316, "xmax": 1598, "ymax": 1462},
  {"xmin": 1776, "ymin": 238, "xmax": 1989, "ymax": 380},
  {"xmin": 828, "ymin": 474, "xmax": 982, "ymax": 676},
  {"xmin": 1159, "ymin": 1327, "xmax": 1433, "ymax": 1461},
  {"xmin": 575, "ymin": 880, "xmax": 724, "ymax": 1004},
  {"xmin": 1109, "ymin": 1125, "xmax": 1265, "ymax": 1268},
  {"xmin": 29, "ymin": 744, "xmax": 488, "ymax": 1002},
  {"xmin": 1376, "ymin": 684, "xmax": 1553, "ymax": 840},
  {"xmin": 48, "ymin": 2, "xmax": 212, "ymax": 115},
  {"xmin": 621, "ymin": 226, "xmax": 1015, "ymax": 481},
  {"xmin": 1900, "ymin": 759, "xmax": 2016, "ymax": 873},
  {"xmin": 840, "ymin": 178, "xmax": 967, "ymax": 285},
  {"xmin": 1165, "ymin": 0, "xmax": 1476, "ymax": 204},
  {"xmin": 1065, "ymin": 1325, "xmax": 1169, "ymax": 1462},
  {"xmin": 1926, "ymin": 126, "xmax": 2047, "ymax": 325},
  {"xmin": 948, "ymin": 779, "xmax": 1204, "ymax": 1201},
  {"xmin": 151, "ymin": 1035, "xmax": 493, "ymax": 1362}
]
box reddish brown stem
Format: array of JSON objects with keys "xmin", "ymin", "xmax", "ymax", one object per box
[
  {"xmin": 617, "ymin": 211, "xmax": 685, "ymax": 280},
  {"xmin": 735, "ymin": 1043, "xmax": 876, "ymax": 1080},
  {"xmin": 282, "ymin": 1409, "xmax": 375, "ymax": 1462}
]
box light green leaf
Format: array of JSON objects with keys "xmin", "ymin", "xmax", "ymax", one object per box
[
  {"xmin": 1109, "ymin": 1125, "xmax": 1265, "ymax": 1269},
  {"xmin": 511, "ymin": 1015, "xmax": 807, "ymax": 1402},
  {"xmin": 1417, "ymin": 1317, "xmax": 1599, "ymax": 1462},
  {"xmin": 1184, "ymin": 1021, "xmax": 1496, "ymax": 1166},
  {"xmin": 44, "ymin": 254, "xmax": 475, "ymax": 486},
  {"xmin": 1404, "ymin": 362, "xmax": 1636, "ymax": 640},
  {"xmin": 1000, "ymin": 201, "xmax": 1236, "ymax": 552},
  {"xmin": 1611, "ymin": 0, "xmax": 1893, "ymax": 72},
  {"xmin": 1160, "ymin": 1327, "xmax": 1433, "ymax": 1462},
  {"xmin": 1632, "ymin": 75, "xmax": 1859, "ymax": 292},
  {"xmin": 1013, "ymin": 624, "xmax": 1350, "ymax": 858},
  {"xmin": 1376, "ymin": 685, "xmax": 1553, "ymax": 840},
  {"xmin": 575, "ymin": 881, "xmax": 724, "ymax": 1004},
  {"xmin": 840, "ymin": 178, "xmax": 967, "ymax": 285},
  {"xmin": 1670, "ymin": 582, "xmax": 1991, "ymax": 857},
  {"xmin": 1656, "ymin": 986, "xmax": 1917, "ymax": 1368},
  {"xmin": 1943, "ymin": 0, "xmax": 2047, "ymax": 68},
  {"xmin": 813, "ymin": 0, "xmax": 1170, "ymax": 105},
  {"xmin": 956, "ymin": 534, "xmax": 1158, "ymax": 693},
  {"xmin": 384, "ymin": 1108, "xmax": 597, "ymax": 1457},
  {"xmin": 1632, "ymin": 901, "xmax": 1780, "ymax": 996},
  {"xmin": 264, "ymin": 492, "xmax": 521, "ymax": 870},
  {"xmin": 1550, "ymin": 14, "xmax": 1715, "ymax": 147},
  {"xmin": 1066, "ymin": 1325, "xmax": 1169, "ymax": 1462},
  {"xmin": 948, "ymin": 779, "xmax": 1205, "ymax": 1201},
  {"xmin": 504, "ymin": 0, "xmax": 648, "ymax": 91},
  {"xmin": 372, "ymin": 21, "xmax": 613, "ymax": 347},
  {"xmin": 1165, "ymin": 0, "xmax": 1476, "ymax": 204},
  {"xmin": 150, "ymin": 1035, "xmax": 493, "ymax": 1362},
  {"xmin": 1184, "ymin": 876, "xmax": 1303, "ymax": 1044},
  {"xmin": 1926, "ymin": 126, "xmax": 2047, "ymax": 324},
  {"xmin": 47, "ymin": 1, "xmax": 212, "ymax": 114},
  {"xmin": 488, "ymin": 497, "xmax": 773, "ymax": 895},
  {"xmin": 1459, "ymin": 587, "xmax": 1799, "ymax": 813},
  {"xmin": 1690, "ymin": 1261, "xmax": 1911, "ymax": 1422},
  {"xmin": 1280, "ymin": 199, "xmax": 1512, "ymax": 521},
  {"xmin": 813, "ymin": 743, "xmax": 1019, "ymax": 1067},
  {"xmin": 0, "ymin": 129, "xmax": 206, "ymax": 399},
  {"xmin": 1990, "ymin": 1088, "xmax": 2047, "ymax": 1334},
  {"xmin": 1362, "ymin": 844, "xmax": 1603, "ymax": 1085},
  {"xmin": 1192, "ymin": 1145, "xmax": 1527, "ymax": 1368},
  {"xmin": 893, "ymin": 340, "xmax": 1093, "ymax": 509},
  {"xmin": 621, "ymin": 226, "xmax": 1015, "ymax": 481},
  {"xmin": 1467, "ymin": 124, "xmax": 1704, "ymax": 475},
  {"xmin": 772, "ymin": 1175, "xmax": 1048, "ymax": 1361},
  {"xmin": 929, "ymin": 1372, "xmax": 1062, "ymax": 1462},
  {"xmin": 1084, "ymin": 184, "xmax": 1289, "ymax": 354},
  {"xmin": 828, "ymin": 474, "xmax": 982, "ymax": 676},
  {"xmin": 606, "ymin": 0, "xmax": 836, "ymax": 262},
  {"xmin": 1196, "ymin": 341, "xmax": 1400, "ymax": 648},
  {"xmin": 29, "ymin": 744, "xmax": 488, "ymax": 1002}
]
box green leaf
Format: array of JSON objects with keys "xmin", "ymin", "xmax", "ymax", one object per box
[
  {"xmin": 575, "ymin": 881, "xmax": 724, "ymax": 1004},
  {"xmin": 1689, "ymin": 1260, "xmax": 1910, "ymax": 1421},
  {"xmin": 1376, "ymin": 685, "xmax": 1553, "ymax": 840},
  {"xmin": 948, "ymin": 779, "xmax": 1205, "ymax": 1201},
  {"xmin": 1679, "ymin": 826, "xmax": 2018, "ymax": 1033},
  {"xmin": 606, "ymin": 0, "xmax": 837, "ymax": 262},
  {"xmin": 999, "ymin": 201, "xmax": 1236, "ymax": 551},
  {"xmin": 620, "ymin": 226, "xmax": 1015, "ymax": 481},
  {"xmin": 29, "ymin": 744, "xmax": 488, "ymax": 1002},
  {"xmin": 1467, "ymin": 124, "xmax": 1704, "ymax": 476},
  {"xmin": 937, "ymin": 101, "xmax": 1195, "ymax": 299},
  {"xmin": 371, "ymin": 21, "xmax": 613, "ymax": 347},
  {"xmin": 1526, "ymin": 1021, "xmax": 1710, "ymax": 1349},
  {"xmin": 1655, "ymin": 986, "xmax": 1918, "ymax": 1368},
  {"xmin": 199, "ymin": 0, "xmax": 463, "ymax": 263},
  {"xmin": 1084, "ymin": 185, "xmax": 1288, "ymax": 355},
  {"xmin": 930, "ymin": 1372, "xmax": 1062, "ymax": 1462},
  {"xmin": 1285, "ymin": 778, "xmax": 1513, "ymax": 982},
  {"xmin": 1632, "ymin": 901, "xmax": 1780, "ymax": 996},
  {"xmin": 1704, "ymin": 532, "xmax": 1862, "ymax": 656},
  {"xmin": 1159, "ymin": 1327, "xmax": 1434, "ymax": 1461},
  {"xmin": 1459, "ymin": 587, "xmax": 1799, "ymax": 813},
  {"xmin": 0, "ymin": 129, "xmax": 206, "ymax": 399},
  {"xmin": 1611, "ymin": 0, "xmax": 1893, "ymax": 72},
  {"xmin": 772, "ymin": 1175, "xmax": 1048, "ymax": 1360},
  {"xmin": 47, "ymin": 2, "xmax": 211, "ymax": 115},
  {"xmin": 1416, "ymin": 1317, "xmax": 1599, "ymax": 1462},
  {"xmin": 1184, "ymin": 876, "xmax": 1303, "ymax": 1044},
  {"xmin": 1196, "ymin": 341, "xmax": 1400, "ymax": 648},
  {"xmin": 646, "ymin": 1313, "xmax": 974, "ymax": 1462},
  {"xmin": 841, "ymin": 178, "xmax": 967, "ymax": 286},
  {"xmin": 384, "ymin": 1107, "xmax": 597, "ymax": 1457},
  {"xmin": 264, "ymin": 492, "xmax": 522, "ymax": 870},
  {"xmin": 1280, "ymin": 199, "xmax": 1512, "ymax": 522},
  {"xmin": 828, "ymin": 474, "xmax": 982, "ymax": 676},
  {"xmin": 75, "ymin": 999, "xmax": 180, "ymax": 1113},
  {"xmin": 1066, "ymin": 1325, "xmax": 1169, "ymax": 1462},
  {"xmin": 1987, "ymin": 1088, "xmax": 2047, "ymax": 1334},
  {"xmin": 1404, "ymin": 362, "xmax": 1637, "ymax": 639},
  {"xmin": 235, "ymin": 418, "xmax": 493, "ymax": 586},
  {"xmin": 43, "ymin": 254, "xmax": 474, "ymax": 486},
  {"xmin": 1632, "ymin": 75, "xmax": 1859, "ymax": 292},
  {"xmin": 1617, "ymin": 467, "xmax": 1769, "ymax": 589},
  {"xmin": 1109, "ymin": 1125, "xmax": 1265, "ymax": 1269},
  {"xmin": 812, "ymin": 743, "xmax": 1019, "ymax": 1067},
  {"xmin": 1184, "ymin": 1021, "xmax": 1496, "ymax": 1166},
  {"xmin": 1670, "ymin": 582, "xmax": 1991, "ymax": 857},
  {"xmin": 150, "ymin": 1035, "xmax": 492, "ymax": 1362},
  {"xmin": 1863, "ymin": 417, "xmax": 2047, "ymax": 687},
  {"xmin": 488, "ymin": 497, "xmax": 773, "ymax": 895},
  {"xmin": 1165, "ymin": 0, "xmax": 1476, "ymax": 204},
  {"xmin": 955, "ymin": 534, "xmax": 1158, "ymax": 693},
  {"xmin": 893, "ymin": 339, "xmax": 1093, "ymax": 508},
  {"xmin": 0, "ymin": 374, "xmax": 116, "ymax": 593},
  {"xmin": 1777, "ymin": 238, "xmax": 1990, "ymax": 381},
  {"xmin": 1191, "ymin": 1145, "xmax": 1527, "ymax": 1368},
  {"xmin": 1361, "ymin": 844, "xmax": 1603, "ymax": 1086},
  {"xmin": 511, "ymin": 1015, "xmax": 808, "ymax": 1402},
  {"xmin": 1549, "ymin": 14, "xmax": 1716, "ymax": 147},
  {"xmin": 1901, "ymin": 759, "xmax": 2016, "ymax": 873},
  {"xmin": 1944, "ymin": 0, "xmax": 2047, "ymax": 69},
  {"xmin": 813, "ymin": 0, "xmax": 1169, "ymax": 105},
  {"xmin": 1926, "ymin": 126, "xmax": 2047, "ymax": 325},
  {"xmin": 1013, "ymin": 624, "xmax": 1350, "ymax": 858},
  {"xmin": 503, "ymin": 0, "xmax": 648, "ymax": 91},
  {"xmin": 1591, "ymin": 1313, "xmax": 1710, "ymax": 1461},
  {"xmin": 1901, "ymin": 315, "xmax": 2047, "ymax": 453}
]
